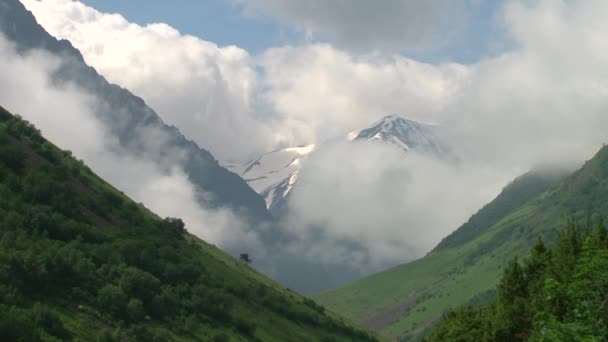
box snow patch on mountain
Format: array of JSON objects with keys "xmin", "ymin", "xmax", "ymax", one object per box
[{"xmin": 227, "ymin": 144, "xmax": 316, "ymax": 212}]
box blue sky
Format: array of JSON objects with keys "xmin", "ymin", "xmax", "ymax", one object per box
[
  {"xmin": 79, "ymin": 0, "xmax": 505, "ymax": 64},
  {"xmin": 79, "ymin": 0, "xmax": 291, "ymax": 53}
]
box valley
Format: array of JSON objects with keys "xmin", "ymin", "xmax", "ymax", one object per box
[{"xmin": 3, "ymin": 0, "xmax": 608, "ymax": 341}]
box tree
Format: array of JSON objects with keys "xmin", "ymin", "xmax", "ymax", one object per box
[
  {"xmin": 33, "ymin": 303, "xmax": 69, "ymax": 339},
  {"xmin": 239, "ymin": 254, "xmax": 251, "ymax": 264},
  {"xmin": 496, "ymin": 258, "xmax": 531, "ymax": 340},
  {"xmin": 0, "ymin": 146, "xmax": 26, "ymax": 174},
  {"xmin": 119, "ymin": 267, "xmax": 160, "ymax": 304},
  {"xmin": 97, "ymin": 285, "xmax": 127, "ymax": 317},
  {"xmin": 127, "ymin": 298, "xmax": 146, "ymax": 322},
  {"xmin": 163, "ymin": 217, "xmax": 186, "ymax": 234}
]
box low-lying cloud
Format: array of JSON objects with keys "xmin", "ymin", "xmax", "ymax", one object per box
[
  {"xmin": 266, "ymin": 0, "xmax": 608, "ymax": 271},
  {"xmin": 282, "ymin": 141, "xmax": 511, "ymax": 271},
  {"xmin": 17, "ymin": 0, "xmax": 608, "ymax": 283},
  {"xmin": 0, "ymin": 35, "xmax": 259, "ymax": 251}
]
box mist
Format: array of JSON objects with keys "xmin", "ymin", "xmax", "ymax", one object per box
[
  {"xmin": 18, "ymin": 0, "xmax": 608, "ymax": 286},
  {"xmin": 0, "ymin": 35, "xmax": 262, "ymax": 253},
  {"xmin": 271, "ymin": 1, "xmax": 608, "ymax": 274}
]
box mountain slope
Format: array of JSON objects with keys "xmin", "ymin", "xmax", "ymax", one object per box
[
  {"xmin": 0, "ymin": 106, "xmax": 378, "ymax": 341},
  {"xmin": 312, "ymin": 153, "xmax": 608, "ymax": 340},
  {"xmin": 0, "ymin": 0, "xmax": 270, "ymax": 223},
  {"xmin": 432, "ymin": 168, "xmax": 569, "ymax": 252}
]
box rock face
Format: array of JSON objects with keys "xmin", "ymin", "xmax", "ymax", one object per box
[{"xmin": 0, "ymin": 0, "xmax": 272, "ymax": 223}]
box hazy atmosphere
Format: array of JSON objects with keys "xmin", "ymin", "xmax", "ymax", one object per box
[
  {"xmin": 13, "ymin": 0, "xmax": 608, "ymax": 273},
  {"xmin": 2, "ymin": 0, "xmax": 608, "ymax": 340}
]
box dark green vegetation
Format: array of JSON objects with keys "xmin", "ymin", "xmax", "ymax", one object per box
[
  {"xmin": 315, "ymin": 145, "xmax": 608, "ymax": 340},
  {"xmin": 0, "ymin": 106, "xmax": 378, "ymax": 341},
  {"xmin": 427, "ymin": 220, "xmax": 608, "ymax": 341}
]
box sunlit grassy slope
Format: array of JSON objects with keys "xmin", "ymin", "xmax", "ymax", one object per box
[
  {"xmin": 315, "ymin": 148, "xmax": 608, "ymax": 341},
  {"xmin": 0, "ymin": 106, "xmax": 379, "ymax": 342}
]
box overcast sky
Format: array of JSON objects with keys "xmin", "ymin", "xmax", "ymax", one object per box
[{"xmin": 16, "ymin": 0, "xmax": 608, "ymax": 273}]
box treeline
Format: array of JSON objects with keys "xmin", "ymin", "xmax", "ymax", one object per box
[
  {"xmin": 0, "ymin": 108, "xmax": 377, "ymax": 341},
  {"xmin": 425, "ymin": 218, "xmax": 608, "ymax": 341}
]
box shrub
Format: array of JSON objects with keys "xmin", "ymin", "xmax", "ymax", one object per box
[
  {"xmin": 127, "ymin": 298, "xmax": 146, "ymax": 322},
  {"xmin": 97, "ymin": 285, "xmax": 127, "ymax": 317}
]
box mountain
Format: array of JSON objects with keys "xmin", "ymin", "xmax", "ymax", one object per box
[
  {"xmin": 0, "ymin": 106, "xmax": 379, "ymax": 341},
  {"xmin": 0, "ymin": 0, "xmax": 379, "ymax": 295},
  {"xmin": 229, "ymin": 115, "xmax": 446, "ymax": 216},
  {"xmin": 227, "ymin": 144, "xmax": 316, "ymax": 215},
  {"xmin": 352, "ymin": 115, "xmax": 448, "ymax": 157},
  {"xmin": 312, "ymin": 159, "xmax": 598, "ymax": 340},
  {"xmin": 0, "ymin": 0, "xmax": 271, "ymax": 223}
]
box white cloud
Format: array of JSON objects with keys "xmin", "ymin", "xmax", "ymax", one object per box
[
  {"xmin": 282, "ymin": 141, "xmax": 509, "ymax": 271},
  {"xmin": 16, "ymin": 0, "xmax": 608, "ymax": 277},
  {"xmin": 260, "ymin": 44, "xmax": 469, "ymax": 145},
  {"xmin": 441, "ymin": 0, "xmax": 608, "ymax": 168},
  {"xmin": 0, "ymin": 35, "xmax": 257, "ymax": 249},
  {"xmin": 235, "ymin": 0, "xmax": 473, "ymax": 53},
  {"xmin": 20, "ymin": 0, "xmax": 279, "ymax": 161},
  {"xmin": 267, "ymin": 0, "xmax": 608, "ymax": 269}
]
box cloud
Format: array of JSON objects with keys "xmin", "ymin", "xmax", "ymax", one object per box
[
  {"xmin": 0, "ymin": 34, "xmax": 258, "ymax": 249},
  {"xmin": 234, "ymin": 0, "xmax": 473, "ymax": 53},
  {"xmin": 20, "ymin": 0, "xmax": 470, "ymax": 154},
  {"xmin": 267, "ymin": 0, "xmax": 608, "ymax": 270},
  {"xmin": 17, "ymin": 0, "xmax": 608, "ymax": 281},
  {"xmin": 282, "ymin": 141, "xmax": 509, "ymax": 271},
  {"xmin": 260, "ymin": 44, "xmax": 470, "ymax": 145},
  {"xmin": 441, "ymin": 0, "xmax": 608, "ymax": 168},
  {"xmin": 257, "ymin": 0, "xmax": 608, "ymax": 170},
  {"xmin": 20, "ymin": 0, "xmax": 279, "ymax": 161}
]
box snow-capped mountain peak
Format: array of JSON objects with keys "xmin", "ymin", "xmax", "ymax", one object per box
[
  {"xmin": 227, "ymin": 114, "xmax": 448, "ymax": 216},
  {"xmin": 353, "ymin": 114, "xmax": 446, "ymax": 156}
]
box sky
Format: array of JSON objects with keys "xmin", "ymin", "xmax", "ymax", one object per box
[
  {"xmin": 78, "ymin": 0, "xmax": 288, "ymax": 54},
  {"xmin": 13, "ymin": 0, "xmax": 608, "ymax": 277},
  {"xmin": 79, "ymin": 0, "xmax": 503, "ymax": 63}
]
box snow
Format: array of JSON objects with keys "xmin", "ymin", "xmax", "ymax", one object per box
[
  {"xmin": 284, "ymin": 144, "xmax": 316, "ymax": 155},
  {"xmin": 353, "ymin": 115, "xmax": 446, "ymax": 156},
  {"xmin": 346, "ymin": 130, "xmax": 359, "ymax": 141},
  {"xmin": 225, "ymin": 144, "xmax": 315, "ymax": 210},
  {"xmin": 224, "ymin": 114, "xmax": 447, "ymax": 213}
]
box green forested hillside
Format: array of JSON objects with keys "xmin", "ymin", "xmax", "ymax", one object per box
[
  {"xmin": 427, "ymin": 220, "xmax": 608, "ymax": 341},
  {"xmin": 315, "ymin": 145, "xmax": 608, "ymax": 341},
  {"xmin": 433, "ymin": 169, "xmax": 568, "ymax": 252},
  {"xmin": 0, "ymin": 106, "xmax": 378, "ymax": 342}
]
